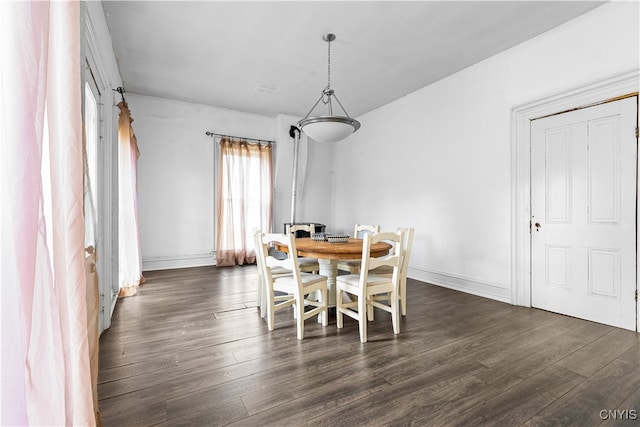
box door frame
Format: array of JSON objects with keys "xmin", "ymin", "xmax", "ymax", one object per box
[
  {"xmin": 511, "ymin": 69, "xmax": 639, "ymax": 330},
  {"xmin": 83, "ymin": 4, "xmax": 120, "ymax": 334}
]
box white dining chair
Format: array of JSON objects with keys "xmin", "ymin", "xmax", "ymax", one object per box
[
  {"xmin": 371, "ymin": 227, "xmax": 414, "ymax": 316},
  {"xmin": 336, "ymin": 224, "xmax": 380, "ymax": 274},
  {"xmin": 253, "ymin": 229, "xmax": 291, "ymax": 318},
  {"xmin": 286, "ymin": 223, "xmax": 320, "ymax": 273},
  {"xmin": 256, "ymin": 232, "xmax": 328, "ymax": 339},
  {"xmin": 335, "ymin": 230, "xmax": 403, "ymax": 343}
]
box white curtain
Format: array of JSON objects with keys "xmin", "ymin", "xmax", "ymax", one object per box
[
  {"xmin": 117, "ymin": 102, "xmax": 143, "ymax": 297},
  {"xmin": 216, "ymin": 138, "xmax": 273, "ymax": 266},
  {"xmin": 0, "ymin": 1, "xmax": 95, "ymax": 425}
]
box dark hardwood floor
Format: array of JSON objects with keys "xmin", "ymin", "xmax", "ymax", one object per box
[{"xmin": 98, "ymin": 266, "xmax": 640, "ymax": 426}]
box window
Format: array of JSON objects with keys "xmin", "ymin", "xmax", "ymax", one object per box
[{"xmin": 216, "ymin": 138, "xmax": 273, "ymax": 266}]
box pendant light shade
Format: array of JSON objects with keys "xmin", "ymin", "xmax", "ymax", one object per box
[
  {"xmin": 297, "ymin": 34, "xmax": 361, "ymax": 143},
  {"xmin": 298, "ymin": 113, "xmax": 361, "ymax": 143}
]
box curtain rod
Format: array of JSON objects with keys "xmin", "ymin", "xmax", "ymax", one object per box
[
  {"xmin": 112, "ymin": 86, "xmax": 126, "ymax": 103},
  {"xmin": 205, "ymin": 131, "xmax": 275, "ymax": 144}
]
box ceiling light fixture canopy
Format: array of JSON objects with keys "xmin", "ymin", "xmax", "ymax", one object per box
[{"xmin": 297, "ymin": 33, "xmax": 361, "ymax": 143}]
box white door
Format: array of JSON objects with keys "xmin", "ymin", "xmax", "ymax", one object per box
[{"xmin": 531, "ymin": 97, "xmax": 637, "ymax": 330}]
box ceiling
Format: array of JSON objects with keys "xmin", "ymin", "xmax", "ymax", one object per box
[{"xmin": 102, "ymin": 1, "xmax": 605, "ymax": 119}]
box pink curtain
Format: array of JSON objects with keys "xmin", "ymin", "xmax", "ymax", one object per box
[
  {"xmin": 117, "ymin": 102, "xmax": 144, "ymax": 297},
  {"xmin": 0, "ymin": 1, "xmax": 95, "ymax": 425},
  {"xmin": 216, "ymin": 138, "xmax": 273, "ymax": 266}
]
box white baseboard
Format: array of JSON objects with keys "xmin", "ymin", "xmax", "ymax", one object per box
[
  {"xmin": 142, "ymin": 252, "xmax": 216, "ymax": 271},
  {"xmin": 142, "ymin": 258, "xmax": 511, "ymax": 304},
  {"xmin": 408, "ymin": 267, "xmax": 512, "ymax": 304}
]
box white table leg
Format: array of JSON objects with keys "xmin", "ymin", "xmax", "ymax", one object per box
[{"xmin": 318, "ymin": 258, "xmax": 338, "ymax": 307}]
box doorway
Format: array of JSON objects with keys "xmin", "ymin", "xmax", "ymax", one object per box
[
  {"xmin": 530, "ymin": 97, "xmax": 637, "ymax": 329},
  {"xmin": 511, "ymin": 70, "xmax": 639, "ymax": 332}
]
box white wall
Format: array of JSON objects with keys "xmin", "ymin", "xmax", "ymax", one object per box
[
  {"xmin": 332, "ymin": 2, "xmax": 639, "ymax": 303},
  {"xmin": 131, "ymin": 98, "xmax": 334, "ymax": 270},
  {"xmin": 130, "ymin": 94, "xmax": 271, "ymax": 270}
]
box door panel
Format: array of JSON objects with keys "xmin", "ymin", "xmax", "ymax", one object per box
[
  {"xmin": 531, "ymin": 97, "xmax": 637, "ymax": 330},
  {"xmin": 589, "ymin": 248, "xmax": 619, "ymax": 297},
  {"xmin": 546, "ymin": 245, "xmax": 570, "ymax": 290},
  {"xmin": 546, "ymin": 127, "xmax": 572, "ymax": 223},
  {"xmin": 589, "ymin": 116, "xmax": 620, "ymax": 223}
]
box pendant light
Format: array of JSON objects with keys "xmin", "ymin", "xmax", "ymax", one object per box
[{"xmin": 297, "ymin": 33, "xmax": 361, "ymax": 143}]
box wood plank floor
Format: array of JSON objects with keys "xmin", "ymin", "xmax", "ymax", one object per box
[{"xmin": 98, "ymin": 266, "xmax": 640, "ymax": 426}]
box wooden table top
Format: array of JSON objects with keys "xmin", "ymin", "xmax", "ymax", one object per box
[{"xmin": 277, "ymin": 237, "xmax": 391, "ymax": 260}]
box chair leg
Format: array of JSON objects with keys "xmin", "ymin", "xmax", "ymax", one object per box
[
  {"xmin": 391, "ymin": 290, "xmax": 400, "ymax": 335},
  {"xmin": 296, "ymin": 295, "xmax": 305, "ymax": 340},
  {"xmin": 320, "ymin": 287, "xmax": 328, "ymax": 326},
  {"xmin": 258, "ymin": 275, "xmax": 267, "ymax": 318},
  {"xmin": 257, "ymin": 273, "xmax": 262, "ymax": 313},
  {"xmin": 400, "ymin": 279, "xmax": 407, "ymax": 316},
  {"xmin": 336, "ymin": 288, "xmax": 343, "ymax": 329},
  {"xmin": 267, "ymin": 290, "xmax": 275, "ymax": 331},
  {"xmin": 358, "ymin": 295, "xmax": 367, "ymax": 343}
]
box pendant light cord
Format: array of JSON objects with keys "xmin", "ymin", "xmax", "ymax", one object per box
[{"xmin": 327, "ymin": 38, "xmax": 331, "ymax": 91}]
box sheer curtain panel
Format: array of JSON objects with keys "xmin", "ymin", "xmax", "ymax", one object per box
[
  {"xmin": 0, "ymin": 1, "xmax": 96, "ymax": 425},
  {"xmin": 216, "ymin": 138, "xmax": 273, "ymax": 266},
  {"xmin": 118, "ymin": 102, "xmax": 144, "ymax": 297}
]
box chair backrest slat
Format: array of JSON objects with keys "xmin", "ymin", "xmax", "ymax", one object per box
[
  {"xmin": 360, "ymin": 230, "xmax": 403, "ymax": 285},
  {"xmin": 260, "ymin": 232, "xmax": 303, "ymax": 290},
  {"xmin": 397, "ymin": 227, "xmax": 414, "ymax": 278},
  {"xmin": 353, "ymin": 224, "xmax": 380, "ymax": 239}
]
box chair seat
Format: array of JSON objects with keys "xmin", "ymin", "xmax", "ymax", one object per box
[
  {"xmin": 274, "ymin": 272, "xmax": 328, "ymax": 293},
  {"xmin": 342, "ymin": 260, "xmax": 393, "ymax": 276},
  {"xmin": 336, "ymin": 259, "xmax": 360, "ymax": 274},
  {"xmin": 297, "ymin": 257, "xmax": 320, "ymax": 274},
  {"xmin": 270, "ymin": 266, "xmax": 291, "ymax": 275},
  {"xmin": 336, "ymin": 273, "xmax": 393, "ymax": 288}
]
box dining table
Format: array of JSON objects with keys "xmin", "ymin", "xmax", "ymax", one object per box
[{"xmin": 276, "ymin": 237, "xmax": 392, "ymax": 307}]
